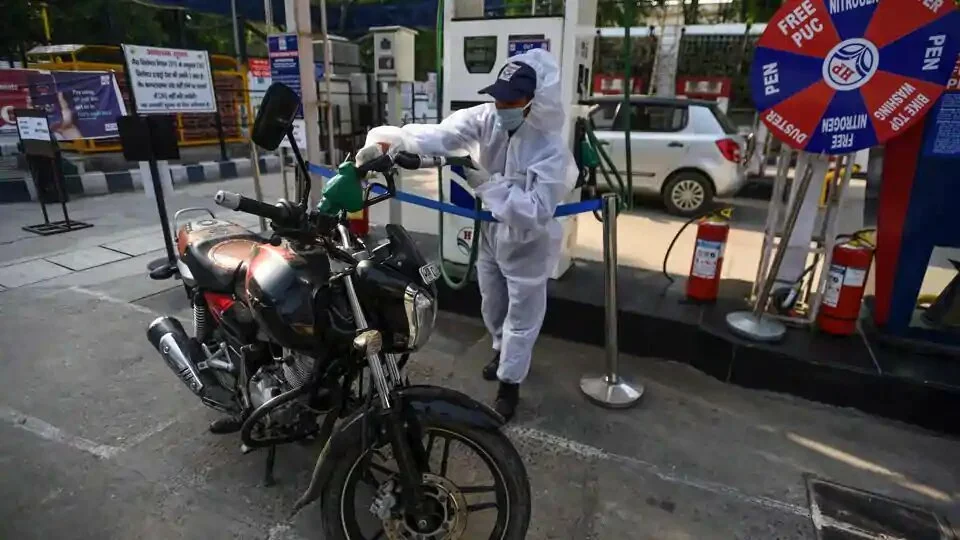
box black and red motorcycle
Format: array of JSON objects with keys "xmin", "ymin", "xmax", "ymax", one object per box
[{"xmin": 145, "ymin": 83, "xmax": 530, "ymax": 539}]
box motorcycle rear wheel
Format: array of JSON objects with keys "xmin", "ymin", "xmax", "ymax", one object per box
[{"xmin": 320, "ymin": 418, "xmax": 530, "ymax": 540}]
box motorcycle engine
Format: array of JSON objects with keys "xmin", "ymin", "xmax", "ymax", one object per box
[
  {"xmin": 248, "ymin": 351, "xmax": 315, "ymax": 410},
  {"xmin": 245, "ymin": 352, "xmax": 320, "ymax": 445}
]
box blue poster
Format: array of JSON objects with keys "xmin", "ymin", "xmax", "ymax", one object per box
[
  {"xmin": 923, "ymin": 55, "xmax": 960, "ymax": 157},
  {"xmin": 922, "ymin": 92, "xmax": 960, "ymax": 157},
  {"xmin": 268, "ymin": 33, "xmax": 303, "ymax": 119},
  {"xmin": 18, "ymin": 70, "xmax": 127, "ymax": 140}
]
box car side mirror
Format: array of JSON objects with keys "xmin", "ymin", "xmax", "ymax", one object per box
[{"xmin": 252, "ymin": 83, "xmax": 300, "ymax": 151}]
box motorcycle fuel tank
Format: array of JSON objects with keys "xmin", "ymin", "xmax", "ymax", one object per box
[{"xmin": 244, "ymin": 242, "xmax": 331, "ymax": 350}]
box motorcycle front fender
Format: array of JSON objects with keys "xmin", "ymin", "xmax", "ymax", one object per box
[{"xmin": 290, "ymin": 385, "xmax": 504, "ymax": 515}]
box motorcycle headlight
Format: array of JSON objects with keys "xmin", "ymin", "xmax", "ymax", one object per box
[{"xmin": 403, "ymin": 285, "xmax": 437, "ymax": 351}]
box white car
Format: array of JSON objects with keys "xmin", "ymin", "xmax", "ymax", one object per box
[{"xmin": 587, "ymin": 96, "xmax": 750, "ymax": 216}]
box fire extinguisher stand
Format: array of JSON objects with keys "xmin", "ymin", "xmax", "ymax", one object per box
[
  {"xmin": 580, "ymin": 194, "xmax": 645, "ymax": 408},
  {"xmin": 727, "ymin": 155, "xmax": 817, "ymax": 342},
  {"xmin": 727, "ymin": 151, "xmax": 856, "ymax": 342}
]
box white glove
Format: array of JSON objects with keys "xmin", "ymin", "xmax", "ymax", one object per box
[
  {"xmin": 355, "ymin": 143, "xmax": 384, "ymax": 167},
  {"xmin": 463, "ymin": 164, "xmax": 491, "ymax": 190}
]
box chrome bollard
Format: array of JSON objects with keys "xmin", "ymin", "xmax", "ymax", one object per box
[{"xmin": 580, "ymin": 193, "xmax": 645, "ymax": 409}]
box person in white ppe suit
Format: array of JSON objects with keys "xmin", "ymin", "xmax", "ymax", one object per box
[{"xmin": 357, "ymin": 49, "xmax": 577, "ymax": 420}]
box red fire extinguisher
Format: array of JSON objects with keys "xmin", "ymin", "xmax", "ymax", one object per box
[
  {"xmin": 347, "ymin": 206, "xmax": 369, "ymax": 236},
  {"xmin": 817, "ymin": 235, "xmax": 874, "ymax": 336},
  {"xmin": 686, "ymin": 210, "xmax": 731, "ymax": 302}
]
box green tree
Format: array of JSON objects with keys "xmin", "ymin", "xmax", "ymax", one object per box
[
  {"xmin": 2, "ymin": 1, "xmax": 43, "ymax": 60},
  {"xmin": 45, "ymin": 0, "xmax": 167, "ymax": 46}
]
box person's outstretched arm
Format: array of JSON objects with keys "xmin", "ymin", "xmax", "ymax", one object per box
[{"xmin": 399, "ymin": 106, "xmax": 485, "ymax": 155}]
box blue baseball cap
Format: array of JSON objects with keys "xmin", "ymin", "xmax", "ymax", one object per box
[{"xmin": 478, "ymin": 61, "xmax": 537, "ymax": 102}]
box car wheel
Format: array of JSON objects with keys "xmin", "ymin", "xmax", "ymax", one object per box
[{"xmin": 663, "ymin": 172, "xmax": 713, "ymax": 216}]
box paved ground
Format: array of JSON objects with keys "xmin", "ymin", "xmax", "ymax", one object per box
[{"xmin": 2, "ymin": 173, "xmax": 959, "ymax": 539}]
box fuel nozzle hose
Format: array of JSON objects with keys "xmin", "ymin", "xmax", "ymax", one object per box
[
  {"xmin": 435, "ymin": 165, "xmax": 484, "ymax": 290},
  {"xmin": 433, "ymin": 0, "xmax": 482, "ymax": 291}
]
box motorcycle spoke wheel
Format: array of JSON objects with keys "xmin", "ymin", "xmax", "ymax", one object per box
[{"xmin": 340, "ymin": 427, "xmax": 511, "ymax": 540}]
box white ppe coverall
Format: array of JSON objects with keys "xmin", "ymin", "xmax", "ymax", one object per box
[{"xmin": 374, "ymin": 49, "xmax": 577, "ymax": 383}]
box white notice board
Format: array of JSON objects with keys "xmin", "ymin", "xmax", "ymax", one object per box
[
  {"xmin": 16, "ymin": 115, "xmax": 52, "ymax": 142},
  {"xmin": 122, "ymin": 45, "xmax": 217, "ymax": 114}
]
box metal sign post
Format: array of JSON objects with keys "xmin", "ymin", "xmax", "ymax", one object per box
[
  {"xmin": 15, "ymin": 109, "xmax": 93, "ymax": 236},
  {"xmin": 580, "ymin": 194, "xmax": 644, "ymax": 408}
]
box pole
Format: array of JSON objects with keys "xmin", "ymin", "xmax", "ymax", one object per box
[
  {"xmin": 579, "ymin": 194, "xmax": 644, "ymax": 408},
  {"xmin": 123, "ymin": 55, "xmax": 177, "ymax": 270},
  {"xmin": 40, "ymin": 3, "xmax": 52, "ymax": 44},
  {"xmin": 280, "ymin": 148, "xmax": 290, "ymax": 200},
  {"xmin": 318, "ymin": 0, "xmax": 337, "ymax": 165},
  {"xmin": 387, "ymin": 83, "xmax": 403, "ymax": 225},
  {"xmin": 622, "ymin": 0, "xmax": 634, "ymax": 210},
  {"xmin": 603, "ymin": 192, "xmax": 620, "ymax": 384},
  {"xmin": 232, "ymin": 0, "xmax": 267, "ymax": 232},
  {"xmin": 285, "ymin": 0, "xmax": 322, "ymax": 206}
]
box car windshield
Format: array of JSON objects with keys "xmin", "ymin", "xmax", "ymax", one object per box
[{"xmin": 710, "ymin": 106, "xmax": 739, "ymax": 135}]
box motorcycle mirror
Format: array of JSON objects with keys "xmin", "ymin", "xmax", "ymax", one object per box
[{"xmin": 252, "ymin": 83, "xmax": 300, "ymax": 150}]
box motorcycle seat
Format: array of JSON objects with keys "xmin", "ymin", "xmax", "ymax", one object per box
[{"xmin": 176, "ymin": 218, "xmax": 263, "ymax": 292}]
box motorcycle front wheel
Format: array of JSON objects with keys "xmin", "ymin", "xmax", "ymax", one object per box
[{"xmin": 320, "ymin": 418, "xmax": 531, "ymax": 540}]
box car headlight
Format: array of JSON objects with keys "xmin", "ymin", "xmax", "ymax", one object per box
[{"xmin": 403, "ymin": 285, "xmax": 437, "ymax": 351}]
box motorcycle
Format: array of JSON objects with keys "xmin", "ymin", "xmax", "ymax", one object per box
[{"xmin": 145, "ymin": 82, "xmax": 531, "ymax": 539}]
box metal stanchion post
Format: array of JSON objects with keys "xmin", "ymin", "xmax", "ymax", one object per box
[
  {"xmin": 280, "ymin": 147, "xmax": 290, "ymax": 201},
  {"xmin": 580, "ymin": 193, "xmax": 645, "ymax": 409},
  {"xmin": 726, "ymin": 158, "xmax": 818, "ymax": 341}
]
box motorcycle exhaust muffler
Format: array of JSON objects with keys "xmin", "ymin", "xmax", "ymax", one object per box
[{"xmin": 147, "ymin": 316, "xmax": 206, "ymax": 397}]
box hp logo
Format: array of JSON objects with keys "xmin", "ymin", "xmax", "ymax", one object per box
[{"xmin": 823, "ymin": 39, "xmax": 879, "ymax": 91}]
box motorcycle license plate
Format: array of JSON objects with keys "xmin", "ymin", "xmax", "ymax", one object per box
[{"xmin": 419, "ymin": 262, "xmax": 441, "ymax": 285}]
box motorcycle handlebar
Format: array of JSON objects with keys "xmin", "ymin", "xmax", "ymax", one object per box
[
  {"xmin": 353, "ymin": 151, "xmax": 476, "ymax": 209},
  {"xmin": 214, "ymin": 190, "xmax": 290, "ymax": 223},
  {"xmin": 392, "ymin": 152, "xmax": 475, "ymax": 171}
]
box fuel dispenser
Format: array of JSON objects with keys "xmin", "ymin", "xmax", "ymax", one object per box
[{"xmin": 437, "ymin": 0, "xmax": 598, "ymax": 279}]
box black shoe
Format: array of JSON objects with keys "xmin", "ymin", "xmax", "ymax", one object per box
[
  {"xmin": 482, "ymin": 352, "xmax": 500, "ymax": 381},
  {"xmin": 494, "ymin": 382, "xmax": 519, "ymax": 422},
  {"xmin": 209, "ymin": 415, "xmax": 244, "ymax": 434}
]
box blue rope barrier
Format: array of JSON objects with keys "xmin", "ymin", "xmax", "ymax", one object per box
[{"xmin": 307, "ymin": 162, "xmax": 602, "ymax": 221}]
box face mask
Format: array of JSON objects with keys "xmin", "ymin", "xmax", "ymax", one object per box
[{"xmin": 496, "ymin": 104, "xmax": 529, "ymax": 132}]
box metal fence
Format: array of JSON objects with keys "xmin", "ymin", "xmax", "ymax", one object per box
[
  {"xmin": 26, "ymin": 45, "xmax": 251, "ymax": 154},
  {"xmin": 676, "ymin": 32, "xmax": 759, "ymax": 110}
]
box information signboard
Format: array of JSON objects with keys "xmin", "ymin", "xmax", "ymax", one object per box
[
  {"xmin": 268, "ymin": 33, "xmax": 306, "ymax": 150},
  {"xmin": 268, "ymin": 33, "xmax": 302, "ymax": 119},
  {"xmin": 749, "ymin": 0, "xmax": 960, "ymax": 154},
  {"xmin": 122, "ymin": 45, "xmax": 217, "ymax": 115},
  {"xmin": 923, "ymin": 53, "xmax": 960, "ymax": 157},
  {"xmin": 508, "ymin": 36, "xmax": 550, "ymax": 58}
]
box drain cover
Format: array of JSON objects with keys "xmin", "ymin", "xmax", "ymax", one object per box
[{"xmin": 806, "ymin": 477, "xmax": 954, "ymax": 540}]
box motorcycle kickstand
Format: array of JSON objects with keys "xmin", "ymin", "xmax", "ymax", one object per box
[{"xmin": 264, "ymin": 445, "xmax": 277, "ymax": 487}]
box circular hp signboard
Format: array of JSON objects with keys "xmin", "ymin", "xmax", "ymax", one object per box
[{"xmin": 750, "ymin": 0, "xmax": 960, "ymax": 154}]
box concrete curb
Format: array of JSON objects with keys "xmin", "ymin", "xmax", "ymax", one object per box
[
  {"xmin": 0, "ymin": 141, "xmax": 18, "ymax": 157},
  {"xmin": 0, "ymin": 155, "xmax": 281, "ymax": 203}
]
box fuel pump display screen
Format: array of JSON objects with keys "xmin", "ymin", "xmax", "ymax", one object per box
[
  {"xmin": 749, "ymin": 0, "xmax": 960, "ymax": 155},
  {"xmin": 463, "ymin": 36, "xmax": 498, "ymax": 74}
]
